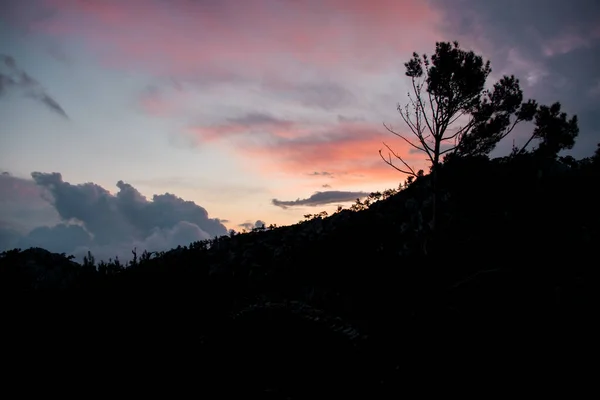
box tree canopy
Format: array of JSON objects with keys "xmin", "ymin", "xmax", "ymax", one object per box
[{"xmin": 381, "ymin": 41, "xmax": 578, "ymax": 177}]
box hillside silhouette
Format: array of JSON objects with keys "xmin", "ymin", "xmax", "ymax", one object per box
[
  {"xmin": 2, "ymin": 42, "xmax": 598, "ymax": 397},
  {"xmin": 3, "ymin": 150, "xmax": 598, "ymax": 396}
]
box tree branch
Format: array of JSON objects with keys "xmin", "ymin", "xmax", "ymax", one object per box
[
  {"xmin": 412, "ymin": 78, "xmax": 437, "ymax": 139},
  {"xmin": 379, "ymin": 147, "xmax": 418, "ymax": 177},
  {"xmin": 383, "ymin": 122, "xmax": 434, "ymax": 159},
  {"xmin": 396, "ymin": 104, "xmax": 421, "ymax": 138},
  {"xmin": 394, "ymin": 103, "xmax": 437, "ymax": 159},
  {"xmin": 427, "ymin": 87, "xmax": 439, "ymax": 128}
]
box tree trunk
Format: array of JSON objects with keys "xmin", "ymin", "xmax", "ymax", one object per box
[
  {"xmin": 429, "ymin": 142, "xmax": 441, "ymax": 255},
  {"xmin": 432, "ymin": 141, "xmax": 440, "ymax": 233},
  {"xmin": 431, "ymin": 166, "xmax": 438, "ymax": 232}
]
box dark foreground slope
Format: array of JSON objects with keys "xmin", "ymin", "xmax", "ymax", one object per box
[{"xmin": 1, "ymin": 153, "xmax": 598, "ymax": 397}]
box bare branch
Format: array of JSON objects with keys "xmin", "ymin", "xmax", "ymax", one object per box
[
  {"xmin": 379, "ymin": 149, "xmax": 418, "ymax": 177},
  {"xmin": 396, "ymin": 104, "xmax": 421, "ymax": 138},
  {"xmin": 382, "ymin": 122, "xmax": 432, "ymax": 157},
  {"xmin": 390, "ymin": 102, "xmax": 437, "ymax": 161},
  {"xmin": 380, "ymin": 157, "xmax": 414, "ymax": 175},
  {"xmin": 427, "ymin": 88, "xmax": 439, "ymax": 129},
  {"xmin": 411, "ymin": 78, "xmax": 437, "ymax": 138}
]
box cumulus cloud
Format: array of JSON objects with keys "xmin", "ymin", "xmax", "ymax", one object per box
[
  {"xmin": 272, "ymin": 190, "xmax": 368, "ymax": 209},
  {"xmin": 0, "ymin": 172, "xmax": 229, "ymax": 262},
  {"xmin": 141, "ymin": 221, "xmax": 213, "ymax": 251},
  {"xmin": 20, "ymin": 223, "xmax": 92, "ymax": 254},
  {"xmin": 0, "ymin": 54, "xmax": 68, "ymax": 118}
]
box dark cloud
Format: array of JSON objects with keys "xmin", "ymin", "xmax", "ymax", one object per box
[
  {"xmin": 433, "ymin": 0, "xmax": 599, "ymax": 48},
  {"xmin": 309, "ymin": 171, "xmax": 333, "ymax": 176},
  {"xmin": 432, "ymin": 0, "xmax": 600, "ymax": 158},
  {"xmin": 19, "ymin": 224, "xmax": 92, "ymax": 254},
  {"xmin": 322, "ymin": 184, "xmax": 331, "ymax": 188},
  {"xmin": 0, "ymin": 172, "xmax": 229, "ymax": 262},
  {"xmin": 0, "ymin": 225, "xmax": 21, "ymax": 252},
  {"xmin": 272, "ymin": 190, "xmax": 368, "ymax": 209},
  {"xmin": 0, "ymin": 54, "xmax": 68, "ymax": 118}
]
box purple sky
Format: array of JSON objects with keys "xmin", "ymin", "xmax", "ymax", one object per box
[{"xmin": 1, "ymin": 0, "xmax": 599, "ymax": 261}]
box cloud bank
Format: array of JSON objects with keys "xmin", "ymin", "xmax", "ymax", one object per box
[{"xmin": 0, "ymin": 172, "xmax": 228, "ymax": 262}]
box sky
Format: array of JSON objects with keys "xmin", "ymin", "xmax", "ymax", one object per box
[{"xmin": 1, "ymin": 0, "xmax": 599, "ymax": 261}]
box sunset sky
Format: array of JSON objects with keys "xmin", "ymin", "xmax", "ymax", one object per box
[{"xmin": 1, "ymin": 0, "xmax": 599, "ymax": 261}]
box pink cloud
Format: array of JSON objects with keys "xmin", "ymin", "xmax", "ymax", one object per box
[
  {"xmin": 186, "ymin": 117, "xmax": 428, "ymax": 185},
  {"xmin": 18, "ymin": 0, "xmax": 442, "ymax": 79},
  {"xmin": 6, "ymin": 0, "xmax": 440, "ymax": 189}
]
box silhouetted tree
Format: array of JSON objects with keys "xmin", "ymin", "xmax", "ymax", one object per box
[{"xmin": 382, "ymin": 41, "xmax": 538, "ymax": 231}]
